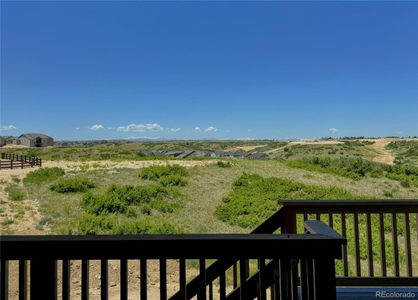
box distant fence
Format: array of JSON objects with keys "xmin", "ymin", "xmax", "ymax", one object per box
[{"xmin": 0, "ymin": 153, "xmax": 42, "ymax": 169}]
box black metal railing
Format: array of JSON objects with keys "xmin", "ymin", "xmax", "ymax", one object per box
[
  {"xmin": 278, "ymin": 199, "xmax": 418, "ymax": 286},
  {"xmin": 0, "ymin": 221, "xmax": 345, "ymax": 300}
]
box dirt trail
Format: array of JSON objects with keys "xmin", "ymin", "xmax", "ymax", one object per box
[
  {"xmin": 365, "ymin": 139, "xmax": 395, "ymax": 165},
  {"xmin": 225, "ymin": 144, "xmax": 267, "ymax": 152}
]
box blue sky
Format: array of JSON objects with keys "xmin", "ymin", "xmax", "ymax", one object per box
[{"xmin": 1, "ymin": 1, "xmax": 417, "ymax": 140}]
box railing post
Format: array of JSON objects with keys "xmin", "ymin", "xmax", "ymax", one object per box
[
  {"xmin": 30, "ymin": 258, "xmax": 57, "ymax": 300},
  {"xmin": 282, "ymin": 206, "xmax": 296, "ymax": 234}
]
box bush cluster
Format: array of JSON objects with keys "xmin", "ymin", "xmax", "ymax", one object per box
[
  {"xmin": 139, "ymin": 164, "xmax": 188, "ymax": 180},
  {"xmin": 216, "ymin": 173, "xmax": 372, "ymax": 228},
  {"xmin": 80, "ymin": 184, "xmax": 173, "ymax": 215},
  {"xmin": 50, "ymin": 177, "xmax": 96, "ymax": 193},
  {"xmin": 286, "ymin": 157, "xmax": 418, "ymax": 186}
]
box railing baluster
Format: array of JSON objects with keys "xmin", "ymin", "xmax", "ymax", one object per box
[
  {"xmin": 120, "ymin": 259, "xmax": 128, "ymax": 300},
  {"xmin": 31, "ymin": 258, "xmax": 57, "ymax": 300},
  {"xmin": 300, "ymin": 259, "xmax": 308, "ymax": 300},
  {"xmin": 279, "ymin": 259, "xmax": 290, "ymax": 300},
  {"xmin": 62, "ymin": 259, "xmax": 70, "ymax": 300},
  {"xmin": 1, "ymin": 259, "xmax": 8, "ymax": 300},
  {"xmin": 140, "ymin": 259, "xmax": 147, "ymax": 300},
  {"xmin": 392, "ymin": 213, "xmax": 400, "ymax": 276},
  {"xmin": 353, "ymin": 213, "xmax": 361, "ymax": 277},
  {"xmin": 19, "ymin": 260, "xmax": 27, "ymax": 300},
  {"xmin": 258, "ymin": 259, "xmax": 266, "ymax": 300},
  {"xmin": 219, "ymin": 271, "xmax": 226, "ymax": 300},
  {"xmin": 160, "ymin": 259, "xmax": 167, "ymax": 300},
  {"xmin": 379, "ymin": 213, "xmax": 387, "ymax": 276},
  {"xmin": 239, "ymin": 259, "xmax": 247, "ymax": 300},
  {"xmin": 366, "ymin": 213, "xmax": 374, "ymax": 277},
  {"xmin": 209, "ymin": 282, "xmax": 213, "ymax": 300},
  {"xmin": 101, "ymin": 260, "xmax": 108, "ymax": 300},
  {"xmin": 316, "ymin": 213, "xmax": 320, "ymax": 220},
  {"xmin": 81, "ymin": 259, "xmax": 89, "ymax": 300},
  {"xmin": 198, "ymin": 259, "xmax": 206, "ymax": 300},
  {"xmin": 404, "ymin": 213, "xmax": 413, "ymax": 276},
  {"xmin": 233, "ymin": 262, "xmax": 238, "ymax": 289},
  {"xmin": 328, "ymin": 213, "xmax": 333, "ymax": 228},
  {"xmin": 179, "ymin": 259, "xmax": 186, "ymax": 299},
  {"xmin": 341, "ymin": 213, "xmax": 348, "ymax": 276}
]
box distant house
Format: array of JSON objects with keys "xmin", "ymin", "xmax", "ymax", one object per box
[
  {"xmin": 0, "ymin": 136, "xmax": 18, "ymax": 146},
  {"xmin": 18, "ymin": 133, "xmax": 54, "ymax": 147}
]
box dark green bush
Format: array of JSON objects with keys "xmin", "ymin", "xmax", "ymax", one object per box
[
  {"xmin": 139, "ymin": 164, "xmax": 188, "ymax": 181},
  {"xmin": 217, "ymin": 161, "xmax": 232, "ymax": 168},
  {"xmin": 23, "ymin": 167, "xmax": 65, "ymax": 184},
  {"xmin": 80, "ymin": 183, "xmax": 178, "ymax": 215},
  {"xmin": 77, "ymin": 213, "xmax": 116, "ymax": 235},
  {"xmin": 81, "ymin": 191, "xmax": 128, "ymax": 215},
  {"xmin": 50, "ymin": 177, "xmax": 96, "ymax": 193}
]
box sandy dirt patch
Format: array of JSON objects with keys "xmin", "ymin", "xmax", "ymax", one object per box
[
  {"xmin": 365, "ymin": 139, "xmax": 396, "ymax": 165},
  {"xmin": 0, "ymin": 189, "xmax": 47, "ymax": 235}
]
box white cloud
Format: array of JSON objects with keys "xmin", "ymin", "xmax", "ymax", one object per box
[
  {"xmin": 0, "ymin": 125, "xmax": 17, "ymax": 131},
  {"xmin": 75, "ymin": 127, "xmax": 80, "ymax": 130},
  {"xmin": 88, "ymin": 124, "xmax": 105, "ymax": 131},
  {"xmin": 194, "ymin": 127, "xmax": 202, "ymax": 132},
  {"xmin": 204, "ymin": 126, "xmax": 218, "ymax": 133},
  {"xmin": 117, "ymin": 123, "xmax": 163, "ymax": 132},
  {"xmin": 169, "ymin": 128, "xmax": 181, "ymax": 132},
  {"xmin": 329, "ymin": 128, "xmax": 338, "ymax": 134}
]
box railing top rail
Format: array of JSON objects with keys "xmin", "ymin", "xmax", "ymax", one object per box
[
  {"xmin": 278, "ymin": 199, "xmax": 418, "ymax": 213},
  {"xmin": 278, "ymin": 199, "xmax": 418, "ymax": 206},
  {"xmin": 1, "ymin": 231, "xmax": 345, "ymax": 260}
]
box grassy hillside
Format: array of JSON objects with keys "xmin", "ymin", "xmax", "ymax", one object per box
[{"xmin": 387, "ymin": 140, "xmax": 418, "ymax": 166}]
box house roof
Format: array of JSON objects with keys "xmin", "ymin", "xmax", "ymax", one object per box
[{"xmin": 18, "ymin": 133, "xmax": 52, "ymax": 140}]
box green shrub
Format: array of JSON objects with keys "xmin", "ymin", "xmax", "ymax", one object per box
[
  {"xmin": 80, "ymin": 184, "xmax": 175, "ymax": 215},
  {"xmin": 81, "ymin": 191, "xmax": 128, "ymax": 215},
  {"xmin": 216, "ymin": 173, "xmax": 372, "ymax": 228},
  {"xmin": 159, "ymin": 175, "xmax": 187, "ymax": 187},
  {"xmin": 139, "ymin": 164, "xmax": 188, "ymax": 181},
  {"xmin": 5, "ymin": 184, "xmax": 27, "ymax": 201},
  {"xmin": 50, "ymin": 177, "xmax": 96, "ymax": 193},
  {"xmin": 75, "ymin": 213, "xmax": 180, "ymax": 235},
  {"xmin": 77, "ymin": 213, "xmax": 116, "ymax": 235},
  {"xmin": 23, "ymin": 167, "xmax": 65, "ymax": 184},
  {"xmin": 217, "ymin": 161, "xmax": 232, "ymax": 168},
  {"xmin": 112, "ymin": 218, "xmax": 181, "ymax": 234}
]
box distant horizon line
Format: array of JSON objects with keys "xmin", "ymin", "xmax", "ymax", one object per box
[{"xmin": 53, "ymin": 136, "xmax": 418, "ymax": 142}]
